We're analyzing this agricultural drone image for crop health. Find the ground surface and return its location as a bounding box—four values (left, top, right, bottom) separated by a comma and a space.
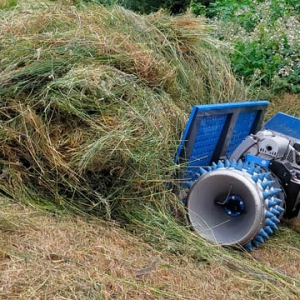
1, 197, 300, 299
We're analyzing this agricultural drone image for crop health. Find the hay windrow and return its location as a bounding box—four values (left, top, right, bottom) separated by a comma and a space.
0, 3, 245, 218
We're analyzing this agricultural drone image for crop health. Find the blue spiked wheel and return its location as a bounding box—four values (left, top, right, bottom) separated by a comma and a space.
186, 159, 284, 251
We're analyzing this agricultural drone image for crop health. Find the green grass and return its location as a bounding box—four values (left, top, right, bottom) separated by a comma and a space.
0, 0, 17, 9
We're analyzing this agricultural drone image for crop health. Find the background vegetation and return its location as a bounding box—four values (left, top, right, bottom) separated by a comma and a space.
0, 0, 18, 9
200, 0, 300, 93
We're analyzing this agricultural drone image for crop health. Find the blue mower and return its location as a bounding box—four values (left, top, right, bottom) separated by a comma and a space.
175, 101, 300, 251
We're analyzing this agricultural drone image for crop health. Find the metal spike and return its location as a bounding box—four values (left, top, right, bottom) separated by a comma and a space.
245, 161, 255, 174
242, 161, 249, 168
244, 243, 253, 251
264, 172, 272, 179
246, 168, 255, 175
185, 181, 194, 188
265, 210, 274, 218
258, 173, 267, 181
271, 216, 280, 224
199, 167, 207, 175
217, 160, 224, 168
252, 173, 266, 182
265, 199, 278, 208
260, 180, 275, 190
191, 173, 201, 181
258, 229, 269, 240
265, 218, 278, 230
269, 207, 280, 216
274, 205, 285, 213
252, 174, 260, 182
236, 159, 244, 170
264, 226, 273, 235
263, 188, 282, 199
273, 197, 282, 204
224, 159, 231, 167
230, 159, 237, 168
255, 235, 265, 244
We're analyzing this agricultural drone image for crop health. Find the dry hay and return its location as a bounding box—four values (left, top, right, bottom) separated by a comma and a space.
1, 198, 300, 299
0, 2, 245, 218
268, 93, 300, 118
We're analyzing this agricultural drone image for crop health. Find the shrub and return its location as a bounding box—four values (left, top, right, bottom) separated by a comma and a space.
120, 0, 190, 14
190, 0, 217, 16
77, 0, 191, 14
202, 0, 300, 92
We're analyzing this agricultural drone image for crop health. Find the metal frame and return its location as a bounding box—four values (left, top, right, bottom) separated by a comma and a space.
175, 101, 269, 179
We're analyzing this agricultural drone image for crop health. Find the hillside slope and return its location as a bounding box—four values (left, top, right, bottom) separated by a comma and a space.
1, 1, 300, 299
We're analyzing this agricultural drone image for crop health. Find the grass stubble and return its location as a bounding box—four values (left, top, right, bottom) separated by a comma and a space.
1, 197, 300, 299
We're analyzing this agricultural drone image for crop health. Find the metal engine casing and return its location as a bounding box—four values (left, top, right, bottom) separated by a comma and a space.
231, 129, 300, 218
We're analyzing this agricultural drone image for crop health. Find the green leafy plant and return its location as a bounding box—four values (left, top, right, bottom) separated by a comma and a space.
190, 0, 216, 16
205, 0, 300, 93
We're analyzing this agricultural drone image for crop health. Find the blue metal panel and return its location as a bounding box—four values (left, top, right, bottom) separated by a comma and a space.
225, 111, 257, 157
176, 101, 269, 179
186, 114, 227, 177
264, 112, 300, 140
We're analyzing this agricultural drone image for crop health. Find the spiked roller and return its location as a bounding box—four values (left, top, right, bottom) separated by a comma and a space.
187, 160, 283, 250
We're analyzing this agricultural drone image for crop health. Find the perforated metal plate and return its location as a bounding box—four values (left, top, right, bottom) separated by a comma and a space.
175, 101, 269, 179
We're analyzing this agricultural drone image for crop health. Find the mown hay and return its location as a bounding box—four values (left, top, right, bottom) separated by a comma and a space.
1, 198, 300, 299
0, 2, 245, 218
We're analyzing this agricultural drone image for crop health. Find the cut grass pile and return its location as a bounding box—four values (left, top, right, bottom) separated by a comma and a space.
0, 1, 244, 218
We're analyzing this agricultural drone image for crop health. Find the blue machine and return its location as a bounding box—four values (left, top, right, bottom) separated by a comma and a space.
176, 101, 300, 250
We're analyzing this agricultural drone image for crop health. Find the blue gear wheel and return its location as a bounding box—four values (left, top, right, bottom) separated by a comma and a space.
185, 159, 284, 251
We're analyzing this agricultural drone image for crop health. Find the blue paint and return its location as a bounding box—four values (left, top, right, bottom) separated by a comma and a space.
264, 112, 300, 139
